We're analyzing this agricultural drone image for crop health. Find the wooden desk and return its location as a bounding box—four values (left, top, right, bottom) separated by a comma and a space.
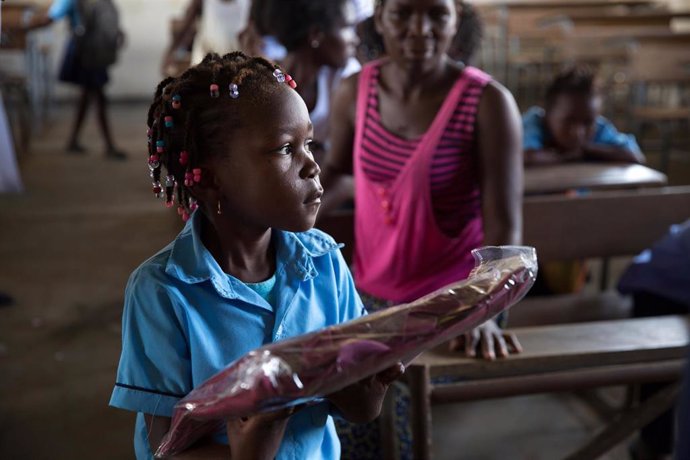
524, 163, 667, 195
402, 315, 690, 459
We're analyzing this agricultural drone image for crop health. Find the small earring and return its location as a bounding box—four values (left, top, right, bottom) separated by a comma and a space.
311, 39, 320, 48
217, 200, 222, 215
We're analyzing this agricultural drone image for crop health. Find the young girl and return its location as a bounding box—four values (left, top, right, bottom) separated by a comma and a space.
109, 52, 402, 460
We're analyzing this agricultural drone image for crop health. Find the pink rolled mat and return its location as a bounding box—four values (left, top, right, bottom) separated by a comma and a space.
156, 246, 537, 457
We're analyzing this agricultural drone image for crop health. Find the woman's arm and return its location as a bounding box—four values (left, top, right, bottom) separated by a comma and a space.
318, 73, 359, 219
477, 81, 523, 247
161, 0, 203, 76
450, 81, 523, 360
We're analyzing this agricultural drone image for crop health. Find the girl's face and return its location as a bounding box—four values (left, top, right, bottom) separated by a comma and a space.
546, 93, 600, 152
376, 0, 457, 66
317, 2, 359, 69
212, 86, 322, 233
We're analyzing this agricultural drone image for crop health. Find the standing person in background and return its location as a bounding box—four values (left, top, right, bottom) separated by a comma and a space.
0, 94, 21, 306
320, 0, 523, 456
522, 66, 645, 166
161, 0, 252, 76
261, 0, 361, 165
25, 0, 127, 159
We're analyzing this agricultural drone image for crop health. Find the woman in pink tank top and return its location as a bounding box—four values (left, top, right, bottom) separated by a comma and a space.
323, 0, 523, 360
321, 0, 524, 456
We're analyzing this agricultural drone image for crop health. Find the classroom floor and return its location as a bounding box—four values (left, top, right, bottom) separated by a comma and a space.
1, 102, 688, 460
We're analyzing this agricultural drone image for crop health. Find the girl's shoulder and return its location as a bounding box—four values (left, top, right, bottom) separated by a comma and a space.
293, 228, 341, 258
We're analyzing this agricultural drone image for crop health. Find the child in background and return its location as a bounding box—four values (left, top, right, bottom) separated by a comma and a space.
109, 52, 403, 460
617, 220, 690, 460
522, 66, 645, 166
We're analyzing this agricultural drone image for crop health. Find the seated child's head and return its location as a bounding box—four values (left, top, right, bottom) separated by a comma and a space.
146, 52, 322, 233
544, 66, 602, 152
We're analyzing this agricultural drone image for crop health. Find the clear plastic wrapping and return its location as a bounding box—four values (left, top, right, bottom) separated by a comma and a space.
155, 245, 537, 457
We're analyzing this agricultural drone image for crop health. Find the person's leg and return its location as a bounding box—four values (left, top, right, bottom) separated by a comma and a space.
631, 291, 688, 459
66, 87, 92, 152
94, 86, 126, 160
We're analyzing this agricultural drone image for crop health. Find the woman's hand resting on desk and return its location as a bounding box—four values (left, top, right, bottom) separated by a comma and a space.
328, 362, 405, 423
448, 319, 522, 360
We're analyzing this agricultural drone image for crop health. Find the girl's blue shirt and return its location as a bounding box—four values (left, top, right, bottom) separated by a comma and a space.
110, 210, 365, 459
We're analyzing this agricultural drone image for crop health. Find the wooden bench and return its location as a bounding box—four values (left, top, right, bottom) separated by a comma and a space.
405, 316, 689, 459
316, 185, 690, 458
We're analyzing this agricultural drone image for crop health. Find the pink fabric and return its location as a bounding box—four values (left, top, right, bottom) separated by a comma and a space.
353, 60, 491, 303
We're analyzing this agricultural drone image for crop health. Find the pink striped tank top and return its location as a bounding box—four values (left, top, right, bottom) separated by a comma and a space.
353, 60, 492, 303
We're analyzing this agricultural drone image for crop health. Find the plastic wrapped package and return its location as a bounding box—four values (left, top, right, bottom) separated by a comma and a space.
155, 246, 537, 457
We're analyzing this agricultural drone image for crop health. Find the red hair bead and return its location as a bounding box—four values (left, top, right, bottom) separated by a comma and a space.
179, 150, 189, 166
192, 168, 202, 183
182, 211, 190, 222
184, 172, 194, 187
172, 94, 181, 109
209, 84, 220, 98
285, 74, 297, 89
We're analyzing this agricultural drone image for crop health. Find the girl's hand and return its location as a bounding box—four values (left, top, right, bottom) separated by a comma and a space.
448, 319, 522, 360
327, 362, 405, 423
226, 406, 298, 460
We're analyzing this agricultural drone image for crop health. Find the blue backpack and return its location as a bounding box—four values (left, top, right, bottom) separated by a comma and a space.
74, 0, 121, 69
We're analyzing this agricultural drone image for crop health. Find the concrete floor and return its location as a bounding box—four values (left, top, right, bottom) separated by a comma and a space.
1, 102, 686, 459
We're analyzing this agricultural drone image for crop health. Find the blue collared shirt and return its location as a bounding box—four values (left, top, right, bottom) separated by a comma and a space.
110, 211, 365, 459
48, 0, 80, 28
522, 106, 642, 155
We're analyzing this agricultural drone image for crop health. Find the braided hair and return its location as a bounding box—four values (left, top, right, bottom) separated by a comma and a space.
146, 52, 290, 221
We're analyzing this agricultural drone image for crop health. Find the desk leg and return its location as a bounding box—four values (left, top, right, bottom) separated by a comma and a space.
408, 365, 432, 460
380, 384, 398, 460
563, 382, 681, 460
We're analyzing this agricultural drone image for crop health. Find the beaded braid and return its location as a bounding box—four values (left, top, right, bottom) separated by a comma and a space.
145, 52, 297, 222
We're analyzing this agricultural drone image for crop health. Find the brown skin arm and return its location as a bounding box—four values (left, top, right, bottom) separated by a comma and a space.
23, 8, 54, 31
327, 362, 405, 423
583, 144, 645, 164
449, 81, 524, 361
318, 73, 359, 219
161, 0, 203, 76
144, 407, 295, 460
524, 148, 584, 166
525, 144, 644, 166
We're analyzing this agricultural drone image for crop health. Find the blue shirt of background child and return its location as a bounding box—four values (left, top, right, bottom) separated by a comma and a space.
617, 219, 690, 308
109, 210, 365, 459
522, 106, 642, 155
48, 0, 80, 29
